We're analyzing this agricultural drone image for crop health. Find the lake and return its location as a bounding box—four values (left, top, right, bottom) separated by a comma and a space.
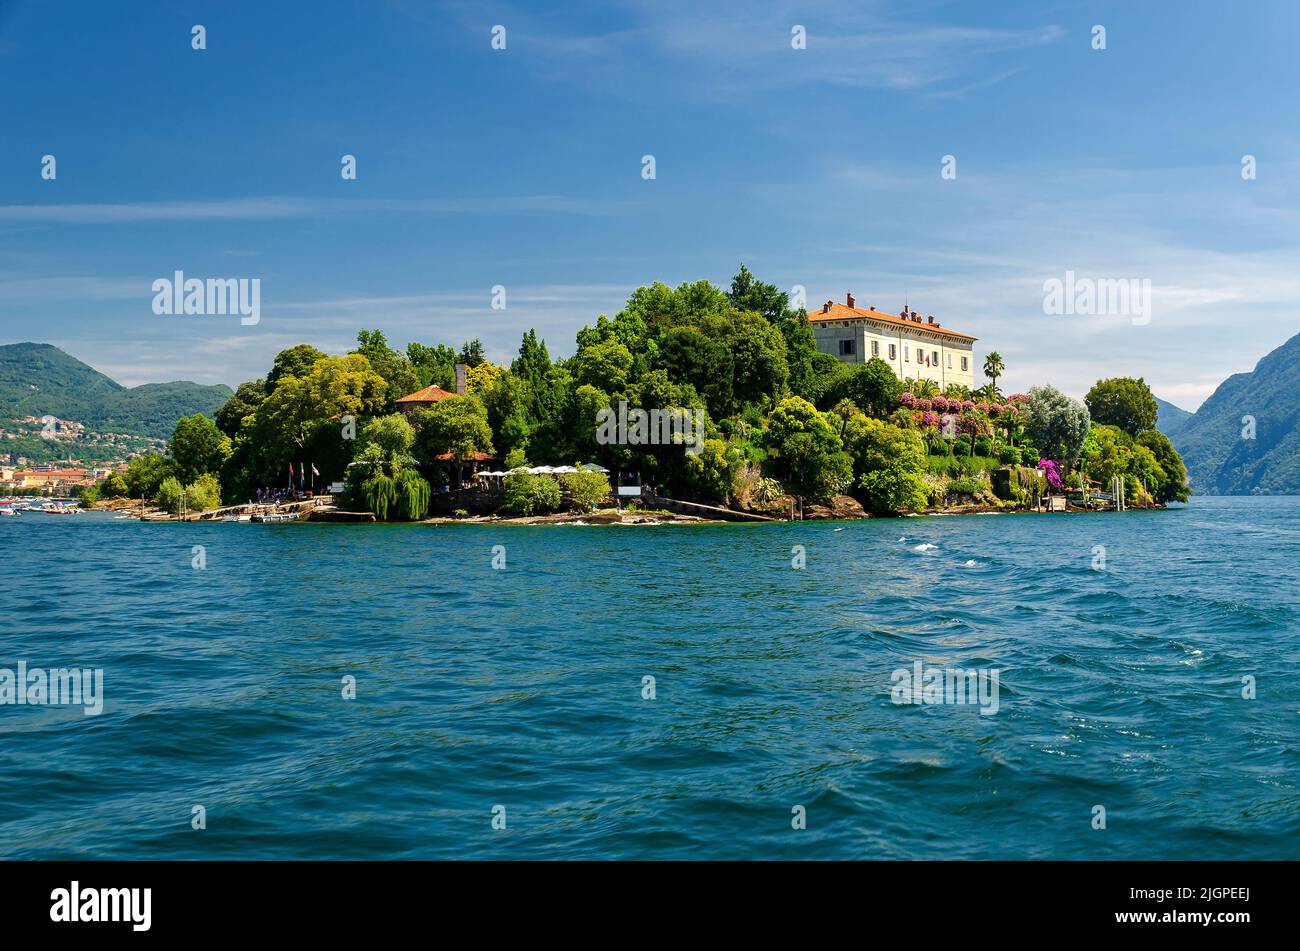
2, 496, 1297, 859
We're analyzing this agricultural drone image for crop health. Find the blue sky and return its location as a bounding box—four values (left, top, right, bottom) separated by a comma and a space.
2, 0, 1299, 408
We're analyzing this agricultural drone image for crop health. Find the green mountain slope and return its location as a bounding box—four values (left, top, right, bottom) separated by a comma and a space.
0, 342, 232, 439
1168, 332, 1300, 494
1154, 396, 1193, 439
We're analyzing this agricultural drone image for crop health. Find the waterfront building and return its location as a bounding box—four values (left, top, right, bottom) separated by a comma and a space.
809, 294, 977, 389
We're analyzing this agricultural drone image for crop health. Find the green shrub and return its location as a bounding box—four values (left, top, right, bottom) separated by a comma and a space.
185, 473, 222, 511
948, 477, 984, 496
561, 470, 611, 510
156, 476, 183, 512
974, 435, 994, 456
502, 473, 562, 515
998, 446, 1021, 465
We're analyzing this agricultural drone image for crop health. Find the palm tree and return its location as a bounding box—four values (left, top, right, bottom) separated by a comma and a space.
908, 377, 940, 398
983, 352, 1005, 398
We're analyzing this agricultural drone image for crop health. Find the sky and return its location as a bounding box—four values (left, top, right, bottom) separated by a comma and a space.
2, 0, 1300, 409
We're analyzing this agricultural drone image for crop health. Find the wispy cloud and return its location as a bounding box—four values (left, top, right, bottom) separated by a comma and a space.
0, 195, 638, 225
422, 0, 1064, 97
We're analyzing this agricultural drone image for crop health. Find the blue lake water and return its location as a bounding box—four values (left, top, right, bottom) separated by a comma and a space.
1, 497, 1297, 859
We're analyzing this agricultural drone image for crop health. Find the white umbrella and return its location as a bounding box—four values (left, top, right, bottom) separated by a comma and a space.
552, 465, 578, 473
531, 466, 556, 474
580, 462, 610, 473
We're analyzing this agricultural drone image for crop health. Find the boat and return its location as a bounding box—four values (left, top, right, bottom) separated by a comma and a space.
0, 505, 19, 517
41, 501, 78, 514
252, 511, 298, 523
222, 513, 252, 522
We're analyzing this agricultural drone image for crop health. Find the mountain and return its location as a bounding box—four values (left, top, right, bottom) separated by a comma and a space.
1163, 332, 1300, 494
1154, 396, 1193, 439
0, 342, 232, 439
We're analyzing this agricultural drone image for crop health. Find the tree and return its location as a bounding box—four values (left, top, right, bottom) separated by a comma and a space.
266, 344, 326, 392
573, 338, 634, 394
764, 396, 853, 501
841, 414, 928, 513
394, 468, 431, 520
1136, 429, 1190, 502
239, 353, 388, 494
459, 339, 486, 367
680, 438, 741, 503
357, 413, 416, 462
502, 473, 561, 515
185, 473, 222, 512
353, 329, 422, 411
1078, 424, 1132, 488
412, 395, 494, 487
169, 413, 232, 484
983, 352, 1005, 396
156, 475, 184, 512
1024, 385, 1091, 463
827, 358, 901, 418
1085, 377, 1159, 435
123, 454, 172, 499
407, 342, 458, 390
215, 380, 266, 437
560, 470, 611, 510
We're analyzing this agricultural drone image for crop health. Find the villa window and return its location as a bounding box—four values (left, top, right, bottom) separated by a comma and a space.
838, 339, 856, 356
904, 346, 909, 362
933, 350, 939, 364
889, 344, 897, 360
961, 356, 968, 371
947, 353, 952, 368
871, 340, 879, 357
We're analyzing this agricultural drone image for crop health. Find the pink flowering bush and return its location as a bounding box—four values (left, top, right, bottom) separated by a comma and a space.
932, 395, 950, 413
961, 399, 975, 411
899, 392, 916, 409
1008, 393, 1030, 404
916, 398, 932, 412
1037, 458, 1064, 489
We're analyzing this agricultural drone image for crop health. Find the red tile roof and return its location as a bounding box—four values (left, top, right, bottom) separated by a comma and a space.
434, 451, 493, 462
808, 300, 976, 342
395, 385, 456, 404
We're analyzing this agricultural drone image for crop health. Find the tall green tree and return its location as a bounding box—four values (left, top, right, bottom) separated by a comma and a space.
169, 414, 232, 484
1024, 385, 1091, 463
353, 330, 422, 410
266, 344, 326, 392
983, 352, 1005, 393
1085, 377, 1159, 435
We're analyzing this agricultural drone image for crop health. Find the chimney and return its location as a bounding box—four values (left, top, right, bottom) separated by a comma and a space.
846, 293, 856, 309
823, 300, 832, 313
454, 363, 468, 395
927, 314, 935, 325
910, 310, 919, 322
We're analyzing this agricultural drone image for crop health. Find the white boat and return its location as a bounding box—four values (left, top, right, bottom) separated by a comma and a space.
41, 501, 78, 515
0, 505, 19, 517
222, 513, 252, 522
252, 511, 298, 523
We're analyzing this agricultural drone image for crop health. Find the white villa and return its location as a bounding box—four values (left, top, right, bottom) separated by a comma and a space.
809, 294, 977, 389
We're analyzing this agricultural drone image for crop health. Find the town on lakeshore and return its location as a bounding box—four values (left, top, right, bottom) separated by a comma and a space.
1, 266, 1189, 525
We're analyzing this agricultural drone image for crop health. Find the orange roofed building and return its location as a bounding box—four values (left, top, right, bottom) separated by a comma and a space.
394, 384, 456, 414
808, 293, 977, 389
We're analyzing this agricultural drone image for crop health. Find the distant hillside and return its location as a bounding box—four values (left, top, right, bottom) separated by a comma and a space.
1165, 332, 1300, 494
0, 342, 232, 439
1154, 396, 1193, 439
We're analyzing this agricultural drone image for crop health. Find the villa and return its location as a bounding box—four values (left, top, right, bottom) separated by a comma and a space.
809, 294, 977, 388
